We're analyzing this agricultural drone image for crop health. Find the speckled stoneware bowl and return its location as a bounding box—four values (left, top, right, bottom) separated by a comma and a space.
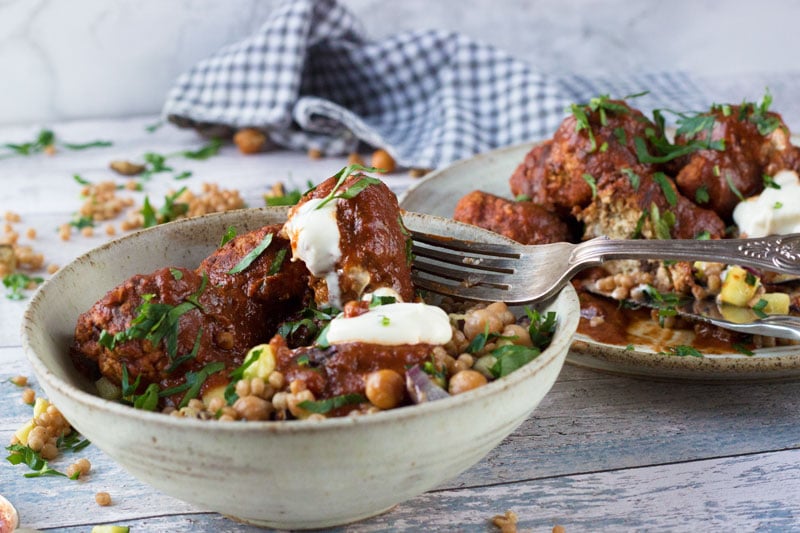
21, 206, 579, 530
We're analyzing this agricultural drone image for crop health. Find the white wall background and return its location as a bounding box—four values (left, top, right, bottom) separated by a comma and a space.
1, 0, 798, 126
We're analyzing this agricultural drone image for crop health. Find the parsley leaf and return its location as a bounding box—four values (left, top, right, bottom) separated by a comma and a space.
661, 345, 703, 358
695, 185, 710, 204
179, 138, 223, 160
227, 233, 274, 274
621, 168, 640, 191
298, 393, 366, 414
219, 226, 237, 247
653, 172, 677, 207
752, 298, 769, 318
725, 173, 745, 201
6, 443, 68, 478
763, 174, 781, 190
582, 173, 597, 199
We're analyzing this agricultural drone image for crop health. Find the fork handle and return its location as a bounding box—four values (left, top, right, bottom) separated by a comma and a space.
571, 233, 800, 276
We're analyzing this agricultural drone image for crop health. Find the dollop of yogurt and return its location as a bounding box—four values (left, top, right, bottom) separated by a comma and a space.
326, 302, 453, 346
283, 198, 342, 306
733, 170, 800, 237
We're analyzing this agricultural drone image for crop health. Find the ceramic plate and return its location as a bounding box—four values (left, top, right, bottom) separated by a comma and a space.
400, 141, 800, 381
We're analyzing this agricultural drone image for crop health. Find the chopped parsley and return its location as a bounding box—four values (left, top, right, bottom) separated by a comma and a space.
141, 187, 189, 228
224, 348, 265, 405
660, 345, 703, 358
653, 172, 677, 207
6, 443, 69, 478
621, 168, 640, 191
219, 226, 237, 247
3, 273, 44, 300
752, 298, 769, 318
227, 233, 274, 274
649, 203, 675, 240
179, 138, 223, 160
1, 129, 111, 159
298, 393, 366, 414
745, 90, 782, 136
732, 343, 755, 356
763, 174, 781, 190
489, 309, 557, 378
695, 185, 710, 204
98, 274, 207, 362
159, 361, 225, 409
582, 173, 597, 199
267, 248, 287, 276
315, 164, 383, 210
725, 173, 745, 201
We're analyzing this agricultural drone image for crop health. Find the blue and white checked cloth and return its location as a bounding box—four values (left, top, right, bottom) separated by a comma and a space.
162, 0, 795, 169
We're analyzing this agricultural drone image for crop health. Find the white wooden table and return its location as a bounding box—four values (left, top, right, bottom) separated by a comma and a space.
3, 117, 800, 532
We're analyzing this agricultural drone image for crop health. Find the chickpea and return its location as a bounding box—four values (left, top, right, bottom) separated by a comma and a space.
10, 375, 27, 387
233, 395, 272, 421
364, 369, 405, 410
95, 492, 112, 506
66, 458, 91, 479
486, 302, 515, 326
370, 149, 396, 173
40, 442, 58, 460
233, 128, 267, 154
448, 370, 487, 395
235, 379, 251, 398
347, 152, 365, 166
502, 324, 532, 347
268, 371, 285, 390
463, 308, 504, 341
27, 426, 48, 451
287, 389, 315, 418
216, 331, 234, 350
21, 387, 35, 405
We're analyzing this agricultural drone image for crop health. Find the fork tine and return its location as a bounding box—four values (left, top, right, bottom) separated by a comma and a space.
412, 256, 513, 285
411, 272, 511, 302
410, 229, 521, 257
411, 244, 516, 274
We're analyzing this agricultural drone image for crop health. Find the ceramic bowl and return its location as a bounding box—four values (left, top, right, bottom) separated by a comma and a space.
21, 207, 579, 529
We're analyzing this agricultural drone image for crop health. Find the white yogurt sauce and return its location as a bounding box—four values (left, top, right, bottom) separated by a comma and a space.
283, 198, 342, 306
733, 170, 800, 237
326, 302, 453, 346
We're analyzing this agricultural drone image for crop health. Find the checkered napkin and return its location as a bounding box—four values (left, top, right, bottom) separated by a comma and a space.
162, 0, 713, 169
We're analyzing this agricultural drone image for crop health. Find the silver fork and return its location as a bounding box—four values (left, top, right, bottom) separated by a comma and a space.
410, 230, 800, 305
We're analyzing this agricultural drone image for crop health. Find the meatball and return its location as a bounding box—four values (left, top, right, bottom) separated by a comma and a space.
199, 224, 310, 304
283, 172, 414, 307
509, 98, 661, 217
579, 167, 726, 241
453, 190, 571, 244
672, 102, 800, 221
70, 267, 269, 405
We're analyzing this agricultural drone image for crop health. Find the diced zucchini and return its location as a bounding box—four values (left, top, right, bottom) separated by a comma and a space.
760, 292, 791, 315
719, 266, 760, 307
91, 526, 130, 533
32, 397, 49, 418
95, 377, 122, 400
14, 419, 35, 446
242, 344, 276, 380
202, 384, 227, 406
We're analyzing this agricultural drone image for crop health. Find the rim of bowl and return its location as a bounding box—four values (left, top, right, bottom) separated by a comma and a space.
21, 207, 579, 435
